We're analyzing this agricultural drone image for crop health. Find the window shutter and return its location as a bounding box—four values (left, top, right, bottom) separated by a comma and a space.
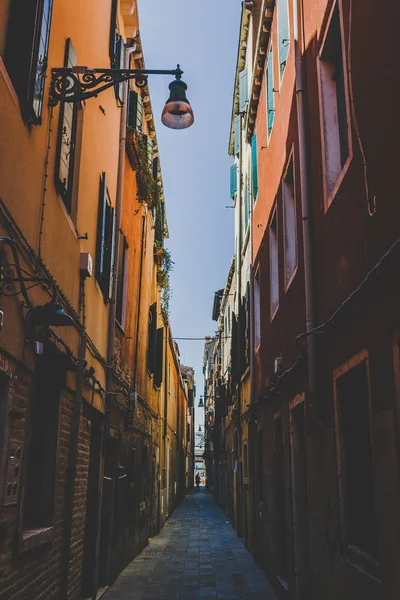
267, 49, 275, 133
109, 0, 118, 65
3, 440, 24, 506
152, 156, 159, 180
96, 173, 107, 284
136, 93, 144, 131
243, 178, 250, 233
230, 164, 238, 198
154, 327, 164, 388
127, 91, 138, 129
147, 303, 157, 374
147, 137, 154, 168
107, 206, 116, 301
239, 68, 249, 113
234, 116, 240, 156
251, 135, 258, 200
278, 0, 290, 75
55, 39, 78, 212
114, 35, 125, 103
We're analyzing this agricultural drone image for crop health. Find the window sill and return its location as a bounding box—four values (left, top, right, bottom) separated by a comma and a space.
19, 526, 53, 553
115, 319, 126, 335
323, 153, 353, 213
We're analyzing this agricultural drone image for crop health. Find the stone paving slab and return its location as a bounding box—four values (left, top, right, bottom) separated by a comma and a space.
103, 489, 277, 600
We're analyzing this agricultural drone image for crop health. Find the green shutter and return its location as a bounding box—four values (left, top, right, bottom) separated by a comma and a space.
239, 68, 249, 112
278, 0, 290, 76
267, 49, 275, 134
96, 173, 107, 283
230, 164, 237, 198
109, 0, 118, 64
234, 116, 240, 156
154, 328, 164, 388
251, 135, 258, 200
136, 93, 143, 131
243, 178, 249, 234
108, 207, 116, 301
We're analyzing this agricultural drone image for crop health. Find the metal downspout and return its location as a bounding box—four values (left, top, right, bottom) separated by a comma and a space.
104, 44, 136, 588
295, 0, 318, 426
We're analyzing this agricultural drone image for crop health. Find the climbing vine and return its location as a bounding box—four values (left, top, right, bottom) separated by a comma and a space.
154, 242, 174, 325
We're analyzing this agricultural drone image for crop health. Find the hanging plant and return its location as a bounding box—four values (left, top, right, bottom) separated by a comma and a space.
155, 246, 174, 325
135, 132, 161, 211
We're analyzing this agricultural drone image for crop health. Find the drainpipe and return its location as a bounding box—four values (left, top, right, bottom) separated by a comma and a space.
107, 44, 136, 388
133, 214, 146, 393
295, 0, 318, 426
104, 44, 136, 588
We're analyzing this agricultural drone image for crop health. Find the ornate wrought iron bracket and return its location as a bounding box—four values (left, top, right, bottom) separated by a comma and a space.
49, 65, 183, 106
0, 237, 51, 308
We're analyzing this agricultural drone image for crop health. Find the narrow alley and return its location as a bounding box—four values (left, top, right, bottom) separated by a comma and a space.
102, 490, 276, 600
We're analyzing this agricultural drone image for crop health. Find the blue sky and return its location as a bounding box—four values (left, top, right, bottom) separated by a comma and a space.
138, 0, 241, 425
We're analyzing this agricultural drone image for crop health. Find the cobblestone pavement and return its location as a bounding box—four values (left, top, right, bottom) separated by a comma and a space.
103, 489, 277, 600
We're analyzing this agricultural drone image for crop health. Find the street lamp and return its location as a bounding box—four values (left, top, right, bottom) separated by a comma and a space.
198, 396, 204, 408
49, 64, 194, 130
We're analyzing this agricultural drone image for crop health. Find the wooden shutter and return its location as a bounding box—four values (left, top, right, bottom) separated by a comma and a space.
278, 0, 290, 75
267, 49, 275, 133
136, 93, 144, 131
55, 39, 78, 212
147, 303, 157, 373
230, 164, 237, 197
106, 205, 116, 301
154, 327, 164, 388
127, 91, 138, 129
234, 116, 240, 156
96, 173, 107, 284
147, 137, 154, 168
3, 440, 24, 506
152, 156, 159, 180
109, 0, 118, 64
251, 135, 258, 200
239, 68, 249, 112
114, 35, 125, 103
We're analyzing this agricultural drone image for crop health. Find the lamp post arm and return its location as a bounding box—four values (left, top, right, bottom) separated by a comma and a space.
50, 65, 183, 106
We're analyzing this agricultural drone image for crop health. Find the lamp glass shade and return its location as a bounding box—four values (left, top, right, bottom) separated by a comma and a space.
161, 79, 194, 130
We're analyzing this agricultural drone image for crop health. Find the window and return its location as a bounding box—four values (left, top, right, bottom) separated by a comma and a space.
147, 303, 157, 374
109, 0, 118, 66
251, 135, 258, 201
278, 0, 290, 77
116, 233, 129, 327
269, 207, 279, 319
230, 164, 238, 198
243, 175, 250, 238
283, 155, 297, 288
55, 39, 81, 216
96, 173, 116, 302
234, 115, 240, 156
4, 0, 54, 123
334, 355, 378, 564
23, 354, 63, 530
114, 34, 125, 104
266, 46, 275, 136
239, 68, 249, 113
127, 90, 144, 132
318, 2, 350, 203
254, 268, 261, 349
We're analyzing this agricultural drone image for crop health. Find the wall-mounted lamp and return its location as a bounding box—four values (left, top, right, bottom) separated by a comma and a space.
198, 396, 204, 408
50, 64, 194, 130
